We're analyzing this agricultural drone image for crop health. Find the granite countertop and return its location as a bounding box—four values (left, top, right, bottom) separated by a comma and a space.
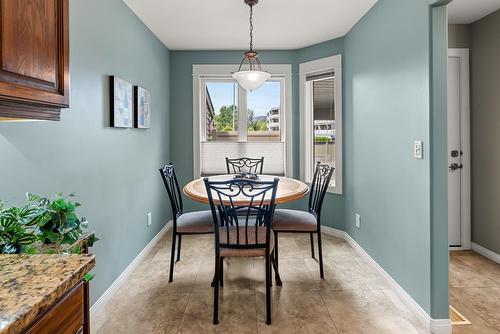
0, 254, 95, 334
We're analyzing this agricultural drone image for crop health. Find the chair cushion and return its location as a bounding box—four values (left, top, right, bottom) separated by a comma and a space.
176, 211, 214, 234
272, 209, 318, 232
219, 226, 274, 258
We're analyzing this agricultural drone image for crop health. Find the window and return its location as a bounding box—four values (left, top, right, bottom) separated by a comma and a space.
247, 81, 281, 142
300, 55, 342, 194
193, 65, 292, 178
205, 81, 239, 142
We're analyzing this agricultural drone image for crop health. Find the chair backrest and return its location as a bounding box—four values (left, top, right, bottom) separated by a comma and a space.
225, 157, 264, 175
204, 177, 279, 253
159, 163, 183, 219
308, 162, 335, 218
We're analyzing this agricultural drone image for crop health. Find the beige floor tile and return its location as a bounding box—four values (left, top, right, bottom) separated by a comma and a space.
192, 258, 257, 293
321, 289, 427, 334
256, 290, 339, 334
96, 292, 189, 334
450, 252, 500, 286
450, 287, 500, 334
274, 235, 305, 259
255, 257, 317, 292
219, 258, 257, 291
303, 256, 389, 292
449, 256, 498, 288
92, 233, 432, 334
126, 255, 202, 295
449, 250, 500, 333
178, 291, 257, 334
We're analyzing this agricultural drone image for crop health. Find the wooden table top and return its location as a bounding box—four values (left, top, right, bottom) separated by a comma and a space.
183, 175, 309, 205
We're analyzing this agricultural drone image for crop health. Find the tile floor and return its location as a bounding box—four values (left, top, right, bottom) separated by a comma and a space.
92, 232, 430, 333
449, 250, 500, 334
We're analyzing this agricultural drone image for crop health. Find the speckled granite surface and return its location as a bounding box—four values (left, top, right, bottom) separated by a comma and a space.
0, 254, 95, 334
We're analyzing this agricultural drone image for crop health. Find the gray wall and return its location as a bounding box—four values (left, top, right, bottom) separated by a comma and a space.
0, 0, 171, 304
448, 24, 472, 48
470, 9, 500, 255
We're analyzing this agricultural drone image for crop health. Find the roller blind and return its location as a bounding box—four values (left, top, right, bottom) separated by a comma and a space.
201, 142, 285, 176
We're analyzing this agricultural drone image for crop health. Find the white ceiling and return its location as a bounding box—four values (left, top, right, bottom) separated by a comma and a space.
448, 0, 500, 24
123, 0, 378, 50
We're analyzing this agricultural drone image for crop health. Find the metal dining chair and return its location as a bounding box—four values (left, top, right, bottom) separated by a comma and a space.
225, 157, 264, 174
272, 162, 334, 279
204, 177, 282, 325
159, 163, 214, 282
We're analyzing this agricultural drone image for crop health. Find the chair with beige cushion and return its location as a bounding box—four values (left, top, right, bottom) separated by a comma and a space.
204, 177, 281, 325
272, 162, 334, 279
159, 163, 214, 282
226, 156, 264, 174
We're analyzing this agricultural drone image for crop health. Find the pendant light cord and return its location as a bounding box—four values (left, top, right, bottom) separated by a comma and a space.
249, 5, 254, 51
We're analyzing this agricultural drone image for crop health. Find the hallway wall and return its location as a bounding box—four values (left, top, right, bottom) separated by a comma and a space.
470, 9, 500, 255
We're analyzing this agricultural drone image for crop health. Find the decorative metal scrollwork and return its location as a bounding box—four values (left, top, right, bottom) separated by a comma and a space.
226, 157, 264, 175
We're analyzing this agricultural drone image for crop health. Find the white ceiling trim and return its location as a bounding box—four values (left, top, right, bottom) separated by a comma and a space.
123, 0, 378, 50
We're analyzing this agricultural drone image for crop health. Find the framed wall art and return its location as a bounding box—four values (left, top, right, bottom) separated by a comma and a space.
110, 76, 133, 128
134, 86, 151, 129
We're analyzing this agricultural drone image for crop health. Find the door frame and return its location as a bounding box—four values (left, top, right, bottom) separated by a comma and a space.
448, 48, 471, 250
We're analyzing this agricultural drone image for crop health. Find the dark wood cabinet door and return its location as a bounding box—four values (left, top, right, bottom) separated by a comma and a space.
25, 283, 83, 334
0, 0, 69, 120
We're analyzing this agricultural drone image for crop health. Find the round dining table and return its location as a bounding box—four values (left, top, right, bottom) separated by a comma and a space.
183, 174, 309, 205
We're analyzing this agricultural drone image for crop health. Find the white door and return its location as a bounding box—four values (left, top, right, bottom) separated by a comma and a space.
447, 49, 471, 249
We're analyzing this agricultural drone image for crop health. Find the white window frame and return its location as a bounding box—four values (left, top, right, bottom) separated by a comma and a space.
300, 55, 343, 194
193, 64, 293, 178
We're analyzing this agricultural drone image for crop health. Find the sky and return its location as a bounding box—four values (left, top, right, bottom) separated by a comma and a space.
207, 81, 280, 117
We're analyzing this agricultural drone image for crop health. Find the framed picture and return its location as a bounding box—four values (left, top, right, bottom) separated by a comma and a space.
109, 76, 133, 128
134, 86, 151, 129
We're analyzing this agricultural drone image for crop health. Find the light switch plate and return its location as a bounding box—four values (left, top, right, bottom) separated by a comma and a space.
414, 141, 423, 159
355, 214, 361, 229
147, 212, 152, 227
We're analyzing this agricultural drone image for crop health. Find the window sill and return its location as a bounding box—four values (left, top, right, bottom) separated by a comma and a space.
201, 140, 286, 144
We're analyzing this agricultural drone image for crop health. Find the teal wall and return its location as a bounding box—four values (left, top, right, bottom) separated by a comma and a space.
342, 0, 446, 316
0, 0, 171, 304
170, 46, 346, 230
0, 0, 450, 319
430, 3, 450, 320
170, 2, 450, 317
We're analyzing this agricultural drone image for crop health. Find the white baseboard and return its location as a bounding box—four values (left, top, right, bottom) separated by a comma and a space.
472, 242, 500, 264
430, 319, 453, 334
90, 221, 172, 318
320, 225, 346, 239
321, 225, 452, 334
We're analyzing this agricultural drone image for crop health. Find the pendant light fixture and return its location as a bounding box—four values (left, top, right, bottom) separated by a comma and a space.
232, 0, 270, 91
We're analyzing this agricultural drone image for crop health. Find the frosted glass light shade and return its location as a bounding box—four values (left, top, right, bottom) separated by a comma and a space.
232, 70, 271, 91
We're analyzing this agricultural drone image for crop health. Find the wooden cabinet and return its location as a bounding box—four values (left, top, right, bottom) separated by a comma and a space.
0, 0, 70, 121
23, 282, 90, 334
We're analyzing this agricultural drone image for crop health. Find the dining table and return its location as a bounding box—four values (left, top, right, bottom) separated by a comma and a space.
183, 174, 309, 205
183, 174, 309, 288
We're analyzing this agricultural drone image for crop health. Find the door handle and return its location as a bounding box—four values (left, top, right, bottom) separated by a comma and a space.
449, 163, 463, 171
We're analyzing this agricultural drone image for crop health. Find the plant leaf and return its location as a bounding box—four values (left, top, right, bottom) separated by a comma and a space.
83, 272, 94, 282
